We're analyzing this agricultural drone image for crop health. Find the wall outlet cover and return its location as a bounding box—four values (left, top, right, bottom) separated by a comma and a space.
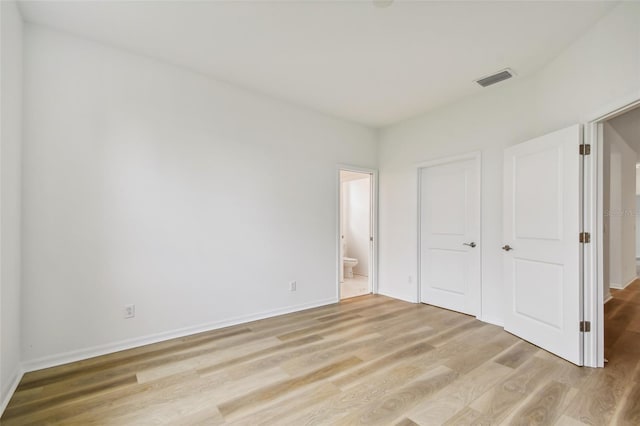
124, 304, 135, 319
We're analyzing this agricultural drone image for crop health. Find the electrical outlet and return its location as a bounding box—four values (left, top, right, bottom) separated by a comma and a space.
289, 281, 297, 292
408, 275, 413, 284
124, 304, 135, 319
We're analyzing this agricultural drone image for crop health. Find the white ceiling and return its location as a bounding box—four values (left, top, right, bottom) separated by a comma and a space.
18, 1, 617, 127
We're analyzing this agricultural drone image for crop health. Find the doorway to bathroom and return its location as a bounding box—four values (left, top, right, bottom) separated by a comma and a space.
339, 168, 375, 300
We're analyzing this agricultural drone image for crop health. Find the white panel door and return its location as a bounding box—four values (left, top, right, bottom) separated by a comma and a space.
503, 124, 582, 365
420, 157, 480, 316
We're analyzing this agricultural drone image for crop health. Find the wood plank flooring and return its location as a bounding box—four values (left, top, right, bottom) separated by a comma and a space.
3, 287, 640, 425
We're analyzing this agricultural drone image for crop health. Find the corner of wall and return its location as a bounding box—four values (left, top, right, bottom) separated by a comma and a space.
0, 0, 24, 415
0, 369, 23, 416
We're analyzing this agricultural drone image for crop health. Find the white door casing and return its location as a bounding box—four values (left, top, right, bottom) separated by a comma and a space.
419, 154, 481, 316
503, 124, 583, 365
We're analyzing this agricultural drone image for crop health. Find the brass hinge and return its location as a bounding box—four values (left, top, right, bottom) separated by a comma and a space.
579, 232, 591, 243
580, 321, 591, 332
580, 144, 591, 155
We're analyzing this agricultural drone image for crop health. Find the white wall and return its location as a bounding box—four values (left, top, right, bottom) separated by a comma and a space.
604, 122, 637, 289
0, 0, 23, 411
378, 2, 640, 325
636, 136, 640, 260
344, 177, 370, 276
636, 195, 640, 257
603, 138, 611, 301
608, 144, 622, 291
622, 146, 637, 286
22, 25, 376, 367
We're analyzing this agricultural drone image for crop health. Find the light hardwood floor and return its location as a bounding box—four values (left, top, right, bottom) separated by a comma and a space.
2, 286, 640, 425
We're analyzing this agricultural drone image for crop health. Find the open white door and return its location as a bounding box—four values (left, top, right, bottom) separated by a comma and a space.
503, 124, 583, 365
420, 155, 480, 316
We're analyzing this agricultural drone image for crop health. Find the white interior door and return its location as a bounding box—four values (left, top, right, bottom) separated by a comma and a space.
419, 156, 480, 316
503, 124, 582, 365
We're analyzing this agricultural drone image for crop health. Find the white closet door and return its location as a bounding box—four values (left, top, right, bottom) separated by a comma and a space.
420, 157, 480, 316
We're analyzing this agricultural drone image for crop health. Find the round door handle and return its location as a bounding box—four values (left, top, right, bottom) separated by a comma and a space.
502, 245, 513, 251
463, 242, 476, 248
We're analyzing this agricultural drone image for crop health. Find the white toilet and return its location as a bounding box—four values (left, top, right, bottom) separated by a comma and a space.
343, 257, 359, 278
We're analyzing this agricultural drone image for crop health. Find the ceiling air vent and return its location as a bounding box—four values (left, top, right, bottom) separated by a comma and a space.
475, 68, 515, 88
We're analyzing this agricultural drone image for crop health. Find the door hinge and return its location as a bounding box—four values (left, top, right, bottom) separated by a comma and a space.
579, 144, 591, 155
579, 232, 591, 243
580, 321, 591, 332
370, 236, 373, 242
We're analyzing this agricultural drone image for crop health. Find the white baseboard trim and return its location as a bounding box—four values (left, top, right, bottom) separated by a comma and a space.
22, 297, 337, 373
377, 290, 417, 304
610, 277, 637, 290
1, 368, 24, 417
379, 291, 504, 328
604, 293, 613, 304
479, 316, 504, 328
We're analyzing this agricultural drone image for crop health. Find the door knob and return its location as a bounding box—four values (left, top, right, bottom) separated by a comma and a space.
502, 245, 513, 251
463, 242, 476, 248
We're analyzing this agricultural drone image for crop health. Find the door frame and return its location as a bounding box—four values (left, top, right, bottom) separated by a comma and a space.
416, 151, 482, 318
336, 164, 378, 300
584, 92, 640, 368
